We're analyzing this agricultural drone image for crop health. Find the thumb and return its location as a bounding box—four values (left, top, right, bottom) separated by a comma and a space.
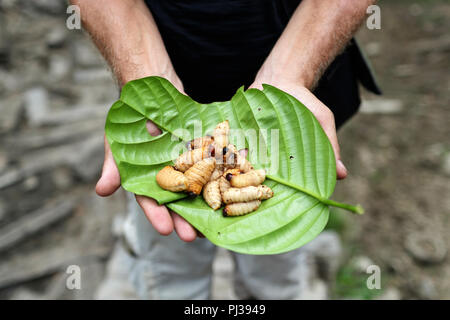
290, 86, 348, 180
146, 119, 162, 136
318, 113, 347, 180
96, 135, 121, 196
96, 120, 162, 196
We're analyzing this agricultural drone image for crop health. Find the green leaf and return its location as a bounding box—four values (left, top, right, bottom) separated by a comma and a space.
105, 76, 363, 255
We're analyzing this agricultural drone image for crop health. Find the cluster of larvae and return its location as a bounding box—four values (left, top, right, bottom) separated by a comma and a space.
156, 120, 274, 217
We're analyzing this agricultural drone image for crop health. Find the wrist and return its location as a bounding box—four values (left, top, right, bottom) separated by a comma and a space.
116, 50, 183, 91
254, 55, 314, 90
118, 67, 183, 90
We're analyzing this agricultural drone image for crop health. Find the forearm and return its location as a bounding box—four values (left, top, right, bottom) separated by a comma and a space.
70, 0, 180, 87
256, 0, 375, 89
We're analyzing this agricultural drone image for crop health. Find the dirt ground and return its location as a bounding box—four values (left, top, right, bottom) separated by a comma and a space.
334, 0, 449, 299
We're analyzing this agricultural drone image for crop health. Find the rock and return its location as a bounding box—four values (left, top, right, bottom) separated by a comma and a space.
386, 256, 408, 274
22, 175, 39, 192
69, 135, 104, 182
359, 99, 403, 114
0, 245, 110, 290
10, 272, 69, 300
46, 27, 68, 49
350, 255, 375, 273
410, 277, 438, 299
0, 50, 9, 68
75, 84, 118, 106
33, 104, 111, 126
0, 169, 21, 190
0, 70, 21, 93
29, 0, 66, 15
0, 29, 9, 67
41, 273, 69, 299
409, 4, 424, 16
51, 167, 74, 190
442, 153, 450, 176
73, 68, 112, 83
0, 200, 6, 223
0, 136, 103, 190
414, 35, 450, 54
5, 118, 103, 150
9, 288, 42, 300
376, 287, 401, 300
0, 152, 7, 173
404, 231, 447, 264
365, 42, 381, 57
0, 0, 18, 9
394, 64, 417, 77
73, 41, 104, 67
78, 191, 126, 245
0, 197, 76, 253
24, 87, 49, 127
49, 53, 72, 79
420, 143, 446, 168
0, 190, 119, 289
0, 94, 23, 133
298, 280, 328, 300
73, 261, 106, 300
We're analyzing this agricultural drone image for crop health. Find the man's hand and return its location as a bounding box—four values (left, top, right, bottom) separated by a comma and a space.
250, 79, 347, 179
96, 120, 198, 242
73, 0, 199, 241
250, 0, 375, 179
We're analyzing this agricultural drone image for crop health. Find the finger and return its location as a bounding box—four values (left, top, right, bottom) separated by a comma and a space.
96, 135, 121, 196
294, 88, 347, 180
146, 120, 162, 136
250, 83, 348, 179
170, 211, 197, 242
336, 159, 347, 180
316, 111, 347, 180
173, 79, 186, 95
135, 195, 174, 236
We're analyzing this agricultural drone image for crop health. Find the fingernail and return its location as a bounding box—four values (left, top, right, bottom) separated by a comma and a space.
337, 160, 347, 175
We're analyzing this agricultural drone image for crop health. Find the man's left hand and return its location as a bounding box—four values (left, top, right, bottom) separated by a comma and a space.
249, 79, 348, 180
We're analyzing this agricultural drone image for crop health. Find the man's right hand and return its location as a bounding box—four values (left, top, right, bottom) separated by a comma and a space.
96, 120, 198, 242
74, 0, 198, 241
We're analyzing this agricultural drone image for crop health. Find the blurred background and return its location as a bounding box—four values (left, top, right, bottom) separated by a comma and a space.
0, 0, 448, 299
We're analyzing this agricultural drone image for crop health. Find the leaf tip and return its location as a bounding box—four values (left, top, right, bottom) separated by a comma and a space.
354, 204, 365, 215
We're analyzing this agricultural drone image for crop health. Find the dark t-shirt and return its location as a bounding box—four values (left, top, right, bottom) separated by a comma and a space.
144, 0, 380, 128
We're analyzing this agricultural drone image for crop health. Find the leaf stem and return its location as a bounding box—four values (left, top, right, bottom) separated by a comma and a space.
266, 175, 364, 214
320, 199, 364, 214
